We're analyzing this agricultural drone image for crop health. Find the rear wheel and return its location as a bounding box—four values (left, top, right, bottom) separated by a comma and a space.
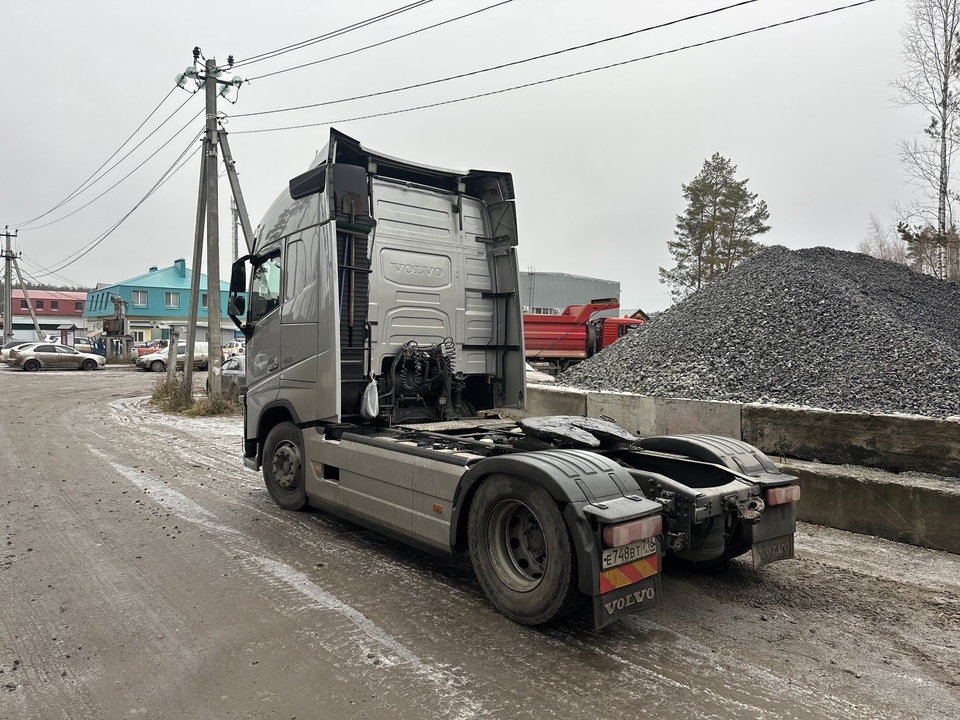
81, 359, 97, 371
468, 474, 583, 625
23, 359, 40, 372
263, 422, 307, 510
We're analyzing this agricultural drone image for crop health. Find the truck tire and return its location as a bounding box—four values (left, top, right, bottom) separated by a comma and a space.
263, 422, 308, 511
467, 474, 583, 625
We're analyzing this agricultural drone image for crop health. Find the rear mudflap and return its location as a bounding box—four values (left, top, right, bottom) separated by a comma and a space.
594, 553, 662, 629
747, 501, 797, 568
752, 534, 795, 569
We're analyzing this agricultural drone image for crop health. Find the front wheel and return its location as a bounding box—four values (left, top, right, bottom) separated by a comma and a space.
263, 422, 307, 510
81, 359, 97, 371
468, 474, 583, 625
150, 360, 165, 373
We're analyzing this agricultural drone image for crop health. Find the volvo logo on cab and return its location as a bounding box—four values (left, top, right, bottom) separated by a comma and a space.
391, 262, 444, 277
381, 249, 450, 288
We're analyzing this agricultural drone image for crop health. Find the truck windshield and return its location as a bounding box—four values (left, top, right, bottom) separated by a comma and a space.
249, 253, 282, 324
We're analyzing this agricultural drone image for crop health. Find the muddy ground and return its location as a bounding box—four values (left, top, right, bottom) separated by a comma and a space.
1, 366, 958, 719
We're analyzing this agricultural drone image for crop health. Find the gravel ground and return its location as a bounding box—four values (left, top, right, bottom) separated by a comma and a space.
559, 246, 960, 418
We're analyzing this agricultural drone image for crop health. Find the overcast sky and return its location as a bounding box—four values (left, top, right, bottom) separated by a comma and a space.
1, 0, 922, 313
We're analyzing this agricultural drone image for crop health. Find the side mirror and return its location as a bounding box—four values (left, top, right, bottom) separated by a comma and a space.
229, 258, 248, 294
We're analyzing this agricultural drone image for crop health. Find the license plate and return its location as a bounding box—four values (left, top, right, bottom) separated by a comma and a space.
594, 574, 661, 629
752, 533, 795, 569
602, 538, 658, 570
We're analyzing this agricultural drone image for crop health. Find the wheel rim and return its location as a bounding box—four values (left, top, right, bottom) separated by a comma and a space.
25, 360, 39, 371
271, 440, 301, 492
486, 499, 547, 592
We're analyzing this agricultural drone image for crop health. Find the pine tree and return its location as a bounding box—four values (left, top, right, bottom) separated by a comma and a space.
659, 153, 770, 302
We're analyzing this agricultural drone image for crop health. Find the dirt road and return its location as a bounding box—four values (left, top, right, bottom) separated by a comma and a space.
1, 367, 958, 719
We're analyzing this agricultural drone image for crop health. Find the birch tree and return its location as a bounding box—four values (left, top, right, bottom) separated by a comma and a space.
894, 0, 960, 279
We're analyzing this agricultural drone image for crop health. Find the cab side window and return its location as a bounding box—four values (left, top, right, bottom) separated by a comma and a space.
250, 253, 282, 323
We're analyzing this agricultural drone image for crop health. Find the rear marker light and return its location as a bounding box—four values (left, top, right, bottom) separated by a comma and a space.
766, 485, 801, 506
603, 515, 662, 547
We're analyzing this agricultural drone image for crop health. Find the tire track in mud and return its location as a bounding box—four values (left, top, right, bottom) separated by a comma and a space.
89, 446, 489, 720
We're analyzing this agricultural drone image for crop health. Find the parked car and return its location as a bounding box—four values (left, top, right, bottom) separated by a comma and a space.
206, 355, 245, 395
6, 343, 106, 371
221, 339, 245, 359
74, 338, 94, 353
137, 339, 169, 358
1, 340, 37, 362
525, 362, 555, 384
136, 341, 209, 372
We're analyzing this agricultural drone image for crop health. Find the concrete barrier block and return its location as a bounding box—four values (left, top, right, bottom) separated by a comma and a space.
585, 391, 658, 436
782, 460, 960, 555
652, 397, 743, 439
744, 404, 960, 476
525, 384, 586, 417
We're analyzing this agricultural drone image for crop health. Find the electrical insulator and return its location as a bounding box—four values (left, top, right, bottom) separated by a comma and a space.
227, 54, 234, 68
193, 46, 201, 61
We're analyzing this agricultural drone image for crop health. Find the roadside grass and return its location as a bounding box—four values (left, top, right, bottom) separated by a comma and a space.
149, 374, 241, 416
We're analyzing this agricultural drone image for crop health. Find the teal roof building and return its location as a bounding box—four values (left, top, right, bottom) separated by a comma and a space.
82, 258, 236, 342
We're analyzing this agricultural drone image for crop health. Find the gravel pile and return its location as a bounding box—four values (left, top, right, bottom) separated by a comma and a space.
558, 246, 960, 418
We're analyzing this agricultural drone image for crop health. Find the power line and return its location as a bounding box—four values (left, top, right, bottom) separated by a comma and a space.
232, 0, 877, 135
18, 107, 204, 233
11, 87, 190, 229
240, 0, 750, 99
14, 259, 85, 290
246, 0, 513, 82
230, 0, 434, 70
32, 132, 203, 278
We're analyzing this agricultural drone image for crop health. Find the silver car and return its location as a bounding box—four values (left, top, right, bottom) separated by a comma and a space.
1, 340, 36, 362
6, 343, 106, 371
206, 355, 245, 395
136, 341, 209, 372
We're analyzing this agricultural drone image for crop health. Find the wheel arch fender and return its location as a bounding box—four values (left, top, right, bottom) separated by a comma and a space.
451, 449, 645, 596
250, 401, 303, 466
639, 434, 779, 475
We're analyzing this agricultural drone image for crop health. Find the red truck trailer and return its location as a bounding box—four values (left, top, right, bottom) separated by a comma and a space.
524, 299, 645, 373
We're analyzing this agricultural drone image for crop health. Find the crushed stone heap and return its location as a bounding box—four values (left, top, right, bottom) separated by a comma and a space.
558, 246, 960, 418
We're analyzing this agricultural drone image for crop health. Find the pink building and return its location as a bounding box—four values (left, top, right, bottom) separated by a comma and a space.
1, 289, 88, 342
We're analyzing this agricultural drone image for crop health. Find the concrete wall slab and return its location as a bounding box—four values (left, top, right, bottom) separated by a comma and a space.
782, 460, 960, 555
744, 405, 960, 476
651, 397, 742, 439
584, 391, 657, 436
525, 384, 586, 417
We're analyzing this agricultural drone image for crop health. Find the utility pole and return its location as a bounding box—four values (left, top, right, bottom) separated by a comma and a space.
231, 197, 238, 265
182, 148, 207, 400
2, 226, 16, 344
176, 49, 249, 399
204, 56, 223, 397
218, 130, 256, 255
12, 258, 43, 340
